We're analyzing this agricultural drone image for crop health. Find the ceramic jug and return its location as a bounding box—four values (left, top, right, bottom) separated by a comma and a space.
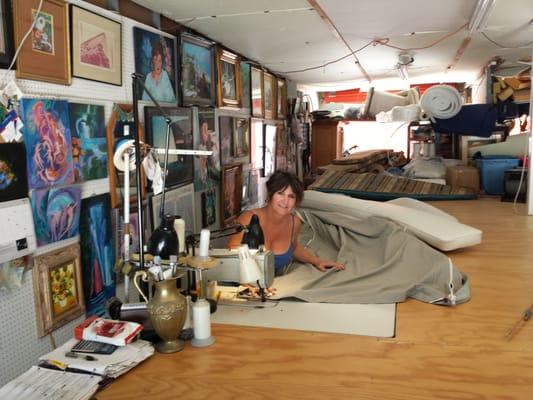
134, 270, 187, 353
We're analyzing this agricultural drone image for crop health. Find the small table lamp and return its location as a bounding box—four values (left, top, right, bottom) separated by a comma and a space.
238, 244, 266, 302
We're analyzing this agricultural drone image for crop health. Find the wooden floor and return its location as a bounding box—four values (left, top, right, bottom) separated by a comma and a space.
98, 199, 533, 400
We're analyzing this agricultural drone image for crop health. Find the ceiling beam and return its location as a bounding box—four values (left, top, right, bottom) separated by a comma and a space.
307, 0, 372, 83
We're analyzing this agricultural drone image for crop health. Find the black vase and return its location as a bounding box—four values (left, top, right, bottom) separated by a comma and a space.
148, 214, 178, 259
242, 214, 264, 249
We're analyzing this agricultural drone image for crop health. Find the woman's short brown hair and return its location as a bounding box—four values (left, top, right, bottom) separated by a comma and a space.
266, 171, 304, 205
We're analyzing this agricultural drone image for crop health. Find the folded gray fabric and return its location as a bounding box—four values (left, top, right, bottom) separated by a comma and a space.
272, 209, 470, 306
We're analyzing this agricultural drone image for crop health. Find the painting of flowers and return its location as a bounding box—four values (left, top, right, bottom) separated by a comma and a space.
20, 98, 74, 190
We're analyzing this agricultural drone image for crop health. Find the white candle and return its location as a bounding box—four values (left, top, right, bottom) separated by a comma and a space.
198, 229, 210, 258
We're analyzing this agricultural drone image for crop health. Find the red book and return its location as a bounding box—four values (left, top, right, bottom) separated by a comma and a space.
74, 316, 142, 346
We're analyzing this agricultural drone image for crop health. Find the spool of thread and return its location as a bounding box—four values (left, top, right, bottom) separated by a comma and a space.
198, 229, 210, 258
412, 143, 421, 157
191, 299, 214, 347
173, 216, 185, 254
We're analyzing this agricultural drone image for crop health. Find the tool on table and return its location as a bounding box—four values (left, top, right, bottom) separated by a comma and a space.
504, 303, 533, 340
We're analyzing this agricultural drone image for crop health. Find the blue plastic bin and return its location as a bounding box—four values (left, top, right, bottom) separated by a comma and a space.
476, 156, 520, 195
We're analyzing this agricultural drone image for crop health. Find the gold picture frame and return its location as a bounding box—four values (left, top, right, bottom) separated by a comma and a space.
263, 72, 276, 120
14, 0, 71, 85
70, 5, 122, 85
216, 48, 241, 108
32, 243, 85, 337
220, 163, 243, 227
277, 78, 287, 119
251, 66, 264, 118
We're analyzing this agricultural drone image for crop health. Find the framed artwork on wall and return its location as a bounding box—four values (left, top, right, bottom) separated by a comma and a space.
70, 5, 122, 86
180, 32, 216, 107
20, 98, 75, 190
133, 27, 177, 104
0, 143, 28, 203
68, 102, 107, 183
14, 0, 71, 84
221, 163, 243, 227
275, 124, 287, 171
32, 243, 85, 337
0, 0, 14, 68
193, 108, 220, 192
251, 66, 263, 118
250, 119, 264, 172
263, 124, 277, 177
240, 62, 251, 110
232, 118, 249, 159
216, 48, 241, 108
201, 188, 216, 228
105, 103, 146, 209
144, 106, 194, 190
277, 78, 287, 119
150, 183, 195, 233
263, 72, 276, 120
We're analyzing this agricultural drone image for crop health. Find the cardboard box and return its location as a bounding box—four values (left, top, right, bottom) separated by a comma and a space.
446, 165, 480, 194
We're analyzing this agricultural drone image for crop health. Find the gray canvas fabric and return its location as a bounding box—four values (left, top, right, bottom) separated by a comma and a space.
271, 209, 470, 306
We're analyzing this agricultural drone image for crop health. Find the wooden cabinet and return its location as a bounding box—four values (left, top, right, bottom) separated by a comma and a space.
310, 120, 342, 172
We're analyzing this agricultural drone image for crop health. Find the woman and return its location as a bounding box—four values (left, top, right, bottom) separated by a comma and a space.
228, 171, 344, 277
142, 41, 176, 103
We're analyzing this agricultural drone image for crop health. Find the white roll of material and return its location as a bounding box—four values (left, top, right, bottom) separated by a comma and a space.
173, 217, 185, 254
419, 85, 462, 122
113, 138, 137, 172
198, 229, 210, 258
192, 299, 211, 340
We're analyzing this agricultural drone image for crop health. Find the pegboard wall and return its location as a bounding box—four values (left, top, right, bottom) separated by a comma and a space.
0, 0, 181, 386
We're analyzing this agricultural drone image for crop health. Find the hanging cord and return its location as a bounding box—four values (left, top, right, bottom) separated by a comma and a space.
0, 0, 45, 89
481, 32, 533, 49
446, 258, 457, 306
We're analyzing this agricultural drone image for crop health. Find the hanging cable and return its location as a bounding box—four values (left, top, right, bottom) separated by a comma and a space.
481, 32, 533, 49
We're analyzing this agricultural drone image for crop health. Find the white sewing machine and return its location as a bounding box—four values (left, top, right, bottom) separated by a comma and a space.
204, 248, 275, 288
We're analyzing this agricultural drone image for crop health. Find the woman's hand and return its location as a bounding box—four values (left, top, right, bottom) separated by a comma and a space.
314, 260, 345, 272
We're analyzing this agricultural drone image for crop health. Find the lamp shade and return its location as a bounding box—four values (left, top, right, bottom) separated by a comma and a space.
238, 244, 262, 284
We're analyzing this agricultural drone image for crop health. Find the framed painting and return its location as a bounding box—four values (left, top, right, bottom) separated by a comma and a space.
180, 32, 216, 107
0, 143, 28, 202
194, 108, 220, 192
251, 66, 263, 118
220, 163, 242, 227
201, 188, 216, 228
20, 98, 75, 190
232, 117, 249, 159
30, 185, 82, 246
219, 115, 232, 165
240, 62, 251, 110
133, 27, 177, 104
32, 243, 85, 337
277, 78, 287, 119
263, 72, 276, 120
264, 123, 277, 177
80, 193, 115, 317
144, 106, 193, 190
69, 102, 107, 183
14, 0, 70, 84
70, 5, 122, 86
105, 103, 146, 209
216, 48, 241, 108
0, 0, 14, 68
275, 124, 287, 171
250, 119, 264, 172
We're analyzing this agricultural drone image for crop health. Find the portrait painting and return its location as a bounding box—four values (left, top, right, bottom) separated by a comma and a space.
69, 103, 107, 183
263, 72, 276, 119
250, 119, 264, 172
201, 188, 216, 228
14, 0, 70, 84
180, 32, 215, 106
30, 185, 81, 246
20, 98, 74, 190
221, 163, 242, 227
277, 79, 287, 118
194, 108, 219, 192
0, 143, 28, 203
240, 62, 251, 110
216, 49, 241, 108
219, 115, 233, 166
80, 194, 115, 317
264, 124, 277, 177
71, 5, 122, 85
0, 0, 15, 68
232, 118, 249, 159
105, 103, 146, 208
251, 66, 263, 118
145, 106, 193, 189
133, 27, 176, 103
32, 243, 85, 337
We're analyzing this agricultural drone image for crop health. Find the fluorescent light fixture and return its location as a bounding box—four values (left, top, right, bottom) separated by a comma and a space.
398, 64, 409, 80
468, 0, 496, 33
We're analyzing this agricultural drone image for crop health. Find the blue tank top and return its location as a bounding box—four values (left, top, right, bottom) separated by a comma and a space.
274, 215, 295, 275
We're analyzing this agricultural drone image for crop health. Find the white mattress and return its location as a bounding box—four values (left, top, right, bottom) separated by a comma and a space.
301, 191, 482, 251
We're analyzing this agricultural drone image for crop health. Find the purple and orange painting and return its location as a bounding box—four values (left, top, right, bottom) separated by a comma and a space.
21, 99, 75, 190
30, 185, 81, 246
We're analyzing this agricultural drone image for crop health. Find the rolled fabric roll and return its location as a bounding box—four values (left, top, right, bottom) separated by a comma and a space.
420, 85, 462, 122
113, 138, 137, 171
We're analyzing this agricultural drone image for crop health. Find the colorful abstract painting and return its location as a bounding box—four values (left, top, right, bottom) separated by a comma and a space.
0, 143, 28, 202
30, 185, 81, 246
21, 99, 74, 190
80, 193, 115, 317
68, 103, 107, 182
